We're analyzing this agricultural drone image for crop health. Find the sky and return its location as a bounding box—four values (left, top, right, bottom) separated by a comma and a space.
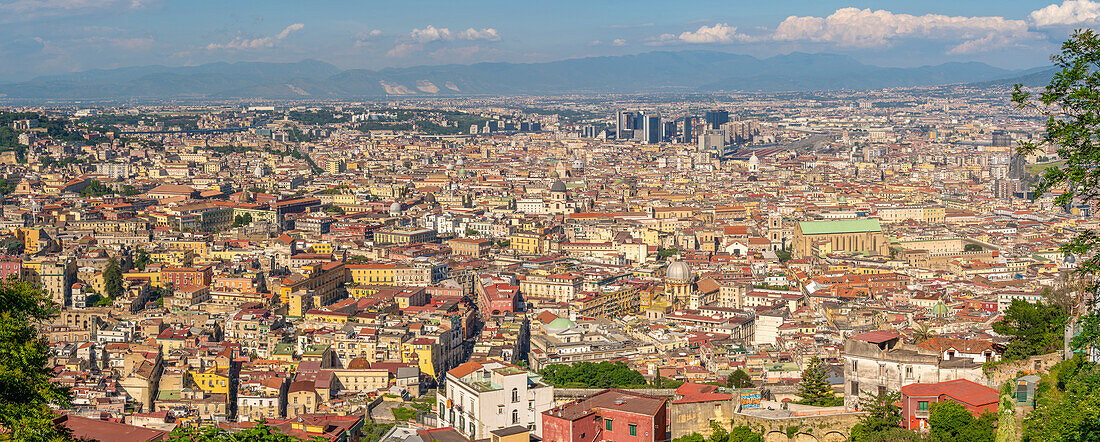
0, 0, 1096, 82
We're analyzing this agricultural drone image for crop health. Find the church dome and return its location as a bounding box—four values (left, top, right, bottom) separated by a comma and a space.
389, 202, 403, 215
546, 317, 576, 330
550, 180, 567, 193
666, 261, 693, 281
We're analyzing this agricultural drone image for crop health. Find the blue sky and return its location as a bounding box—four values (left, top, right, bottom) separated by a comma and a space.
0, 0, 1095, 81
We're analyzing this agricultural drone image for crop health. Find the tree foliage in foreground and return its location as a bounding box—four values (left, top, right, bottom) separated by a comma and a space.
165, 421, 325, 441
1013, 29, 1100, 351
1024, 355, 1100, 441
537, 361, 647, 388
0, 278, 73, 441
991, 299, 1066, 361
797, 357, 842, 407
848, 390, 902, 442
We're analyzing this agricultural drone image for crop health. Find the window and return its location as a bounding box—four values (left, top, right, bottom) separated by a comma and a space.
905, 366, 913, 379
918, 401, 929, 411
498, 405, 504, 414
606, 419, 613, 431
629, 424, 637, 436
512, 410, 519, 424
512, 388, 519, 403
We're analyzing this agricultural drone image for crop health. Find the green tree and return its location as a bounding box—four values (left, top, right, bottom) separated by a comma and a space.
928, 400, 995, 442
996, 382, 1019, 442
849, 390, 902, 442
0, 278, 74, 441
232, 213, 253, 228
1023, 355, 1100, 441
964, 243, 983, 252
538, 361, 647, 388
797, 357, 837, 406
1013, 29, 1100, 352
726, 369, 753, 388
165, 420, 314, 441
133, 249, 151, 271
726, 426, 763, 442
103, 257, 123, 300
991, 299, 1067, 361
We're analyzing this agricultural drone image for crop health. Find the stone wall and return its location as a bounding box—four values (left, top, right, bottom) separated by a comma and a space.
985, 351, 1064, 388
729, 411, 864, 442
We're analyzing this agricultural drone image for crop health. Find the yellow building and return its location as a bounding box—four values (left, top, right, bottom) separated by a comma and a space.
190, 366, 231, 395
509, 232, 548, 254
402, 338, 441, 378
167, 240, 209, 258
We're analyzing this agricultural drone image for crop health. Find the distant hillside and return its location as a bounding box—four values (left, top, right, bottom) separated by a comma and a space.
965, 66, 1059, 88
0, 52, 1041, 100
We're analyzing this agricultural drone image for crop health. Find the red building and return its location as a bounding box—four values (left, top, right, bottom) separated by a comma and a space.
161, 266, 213, 288
542, 389, 668, 442
900, 379, 999, 431
0, 258, 21, 280
477, 280, 520, 319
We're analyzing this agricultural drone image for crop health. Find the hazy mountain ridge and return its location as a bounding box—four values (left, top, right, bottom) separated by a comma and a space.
0, 52, 1040, 100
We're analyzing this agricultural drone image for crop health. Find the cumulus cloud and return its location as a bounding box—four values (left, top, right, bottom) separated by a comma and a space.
611, 38, 627, 46
772, 7, 1035, 50
354, 29, 382, 48
1030, 0, 1100, 27
207, 23, 304, 50
410, 25, 501, 42
457, 28, 500, 41
675, 23, 752, 44
387, 42, 418, 57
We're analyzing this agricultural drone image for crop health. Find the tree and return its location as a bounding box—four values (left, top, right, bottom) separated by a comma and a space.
1013, 29, 1100, 351
165, 421, 311, 441
928, 400, 995, 442
232, 213, 253, 228
796, 357, 838, 406
911, 323, 935, 344
726, 369, 753, 388
964, 243, 983, 252
133, 249, 151, 271
1023, 355, 1100, 441
103, 257, 123, 301
991, 299, 1067, 361
538, 361, 647, 388
849, 390, 902, 442
0, 278, 74, 441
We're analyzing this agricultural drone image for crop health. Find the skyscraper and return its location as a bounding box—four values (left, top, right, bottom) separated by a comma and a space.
704, 110, 729, 130
642, 113, 661, 144
616, 110, 636, 140
992, 130, 1012, 148
681, 117, 695, 144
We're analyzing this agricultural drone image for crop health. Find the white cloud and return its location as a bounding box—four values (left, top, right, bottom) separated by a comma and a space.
676, 23, 751, 44
207, 23, 304, 51
411, 25, 451, 42
612, 38, 627, 46
772, 7, 1035, 50
354, 29, 382, 48
387, 42, 418, 57
410, 25, 501, 42
1030, 0, 1100, 27
275, 23, 304, 39
457, 28, 500, 41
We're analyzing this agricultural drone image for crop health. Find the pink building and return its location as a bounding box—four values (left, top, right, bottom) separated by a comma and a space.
900, 379, 998, 431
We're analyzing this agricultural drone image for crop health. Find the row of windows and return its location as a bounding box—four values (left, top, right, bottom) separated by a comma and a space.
604, 419, 638, 436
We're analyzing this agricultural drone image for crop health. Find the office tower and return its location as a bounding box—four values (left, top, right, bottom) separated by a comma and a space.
616, 110, 636, 140
704, 110, 729, 130
663, 121, 677, 142
681, 117, 695, 144
642, 113, 661, 144
992, 130, 1012, 148
1008, 153, 1026, 180
699, 129, 726, 151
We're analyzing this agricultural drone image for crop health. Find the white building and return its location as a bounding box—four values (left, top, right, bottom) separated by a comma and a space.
437, 361, 554, 439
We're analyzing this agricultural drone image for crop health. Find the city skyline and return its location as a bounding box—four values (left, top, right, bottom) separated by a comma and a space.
1, 0, 1098, 82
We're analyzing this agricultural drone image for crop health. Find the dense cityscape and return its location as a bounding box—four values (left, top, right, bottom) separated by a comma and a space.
6, 1, 1100, 442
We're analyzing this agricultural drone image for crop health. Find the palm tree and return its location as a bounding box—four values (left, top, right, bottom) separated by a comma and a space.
911, 323, 935, 344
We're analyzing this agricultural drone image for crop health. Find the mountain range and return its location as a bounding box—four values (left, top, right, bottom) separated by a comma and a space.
0, 51, 1054, 100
